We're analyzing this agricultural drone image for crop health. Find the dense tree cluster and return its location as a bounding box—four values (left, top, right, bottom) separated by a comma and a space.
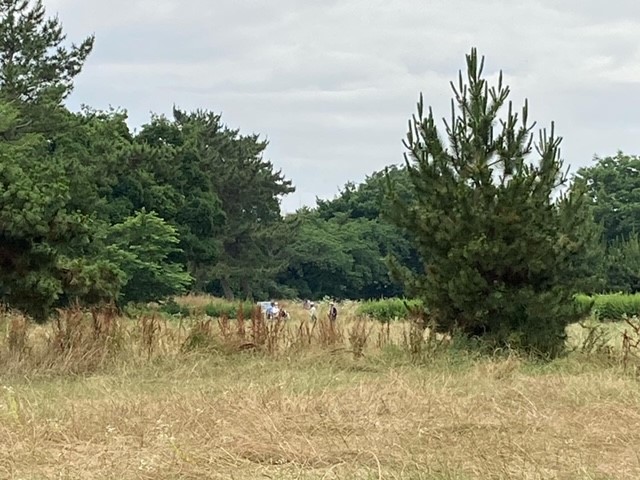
575, 153, 640, 294
0, 0, 419, 318
1, 2, 639, 357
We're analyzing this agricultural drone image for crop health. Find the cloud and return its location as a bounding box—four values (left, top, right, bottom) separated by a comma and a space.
45, 0, 640, 211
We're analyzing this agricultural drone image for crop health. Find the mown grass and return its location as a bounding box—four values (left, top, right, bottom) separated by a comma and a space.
1, 298, 640, 479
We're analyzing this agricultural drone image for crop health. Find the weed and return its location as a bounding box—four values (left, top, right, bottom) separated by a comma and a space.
622, 316, 640, 373
7, 314, 29, 357
182, 318, 215, 352
139, 315, 161, 359
348, 317, 373, 358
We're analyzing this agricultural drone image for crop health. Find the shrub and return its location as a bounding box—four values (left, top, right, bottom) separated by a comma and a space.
573, 294, 595, 319
572, 293, 640, 321
592, 293, 640, 321
357, 298, 424, 322
160, 298, 192, 317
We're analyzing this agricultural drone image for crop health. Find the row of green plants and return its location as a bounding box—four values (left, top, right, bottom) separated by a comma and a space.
575, 293, 640, 321
359, 295, 640, 322
357, 298, 425, 321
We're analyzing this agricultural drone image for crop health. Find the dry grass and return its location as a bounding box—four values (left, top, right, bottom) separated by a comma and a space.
1, 303, 640, 479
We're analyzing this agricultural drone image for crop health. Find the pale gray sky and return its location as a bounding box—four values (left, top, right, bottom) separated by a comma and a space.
47, 0, 640, 212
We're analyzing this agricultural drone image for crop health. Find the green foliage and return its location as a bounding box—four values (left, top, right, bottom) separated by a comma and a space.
573, 294, 596, 319
160, 298, 192, 317
0, 101, 95, 320
575, 154, 640, 293
387, 49, 593, 357
135, 109, 293, 300
604, 233, 640, 294
573, 292, 640, 321
158, 298, 254, 319
4, 0, 635, 328
576, 152, 640, 245
281, 167, 420, 300
106, 210, 192, 304
586, 293, 640, 321
0, 1, 122, 320
357, 298, 424, 322
0, 0, 94, 103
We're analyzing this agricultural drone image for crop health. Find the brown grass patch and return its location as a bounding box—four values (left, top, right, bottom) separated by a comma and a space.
1, 354, 640, 479
1, 304, 640, 478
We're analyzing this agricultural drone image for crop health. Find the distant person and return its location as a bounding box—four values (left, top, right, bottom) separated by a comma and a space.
266, 301, 275, 320
303, 299, 311, 310
271, 302, 280, 320
328, 302, 338, 322
309, 302, 318, 323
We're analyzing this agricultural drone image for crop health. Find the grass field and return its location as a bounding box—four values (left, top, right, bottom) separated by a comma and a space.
1, 298, 640, 479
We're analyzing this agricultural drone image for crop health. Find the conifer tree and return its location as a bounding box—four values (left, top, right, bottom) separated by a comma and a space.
388, 49, 593, 356
0, 0, 94, 106
0, 1, 101, 319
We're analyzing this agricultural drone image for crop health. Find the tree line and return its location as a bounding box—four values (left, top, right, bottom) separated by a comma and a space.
1, 1, 639, 356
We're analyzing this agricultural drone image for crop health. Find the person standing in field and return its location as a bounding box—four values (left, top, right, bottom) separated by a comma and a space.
309, 302, 317, 323
271, 302, 280, 320
328, 302, 338, 322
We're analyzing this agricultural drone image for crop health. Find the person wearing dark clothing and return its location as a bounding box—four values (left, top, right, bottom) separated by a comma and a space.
328, 302, 338, 322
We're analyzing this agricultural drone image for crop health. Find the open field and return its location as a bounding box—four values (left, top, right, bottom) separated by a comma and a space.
1, 300, 640, 479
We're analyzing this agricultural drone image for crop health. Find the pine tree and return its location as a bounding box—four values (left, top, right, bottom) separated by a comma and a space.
0, 1, 104, 319
387, 49, 593, 356
0, 101, 82, 320
0, 0, 94, 105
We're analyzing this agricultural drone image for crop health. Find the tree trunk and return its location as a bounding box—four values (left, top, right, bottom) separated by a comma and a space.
241, 278, 253, 301
220, 278, 234, 301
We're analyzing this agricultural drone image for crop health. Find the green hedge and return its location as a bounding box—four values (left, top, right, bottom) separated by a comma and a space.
358, 295, 640, 323
584, 293, 640, 321
357, 298, 424, 322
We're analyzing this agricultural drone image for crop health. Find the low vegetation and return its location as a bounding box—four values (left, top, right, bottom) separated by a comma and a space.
357, 294, 640, 325
2, 298, 640, 479
576, 293, 640, 321
357, 298, 424, 321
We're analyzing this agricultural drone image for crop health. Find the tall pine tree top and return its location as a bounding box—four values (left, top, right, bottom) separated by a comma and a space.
0, 0, 94, 105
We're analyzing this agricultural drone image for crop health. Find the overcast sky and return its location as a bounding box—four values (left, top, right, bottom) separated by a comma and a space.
46, 0, 640, 212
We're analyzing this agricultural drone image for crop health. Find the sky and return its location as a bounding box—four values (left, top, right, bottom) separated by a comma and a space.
46, 0, 640, 212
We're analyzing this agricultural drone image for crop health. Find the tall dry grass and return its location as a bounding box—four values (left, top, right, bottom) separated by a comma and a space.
1, 303, 640, 478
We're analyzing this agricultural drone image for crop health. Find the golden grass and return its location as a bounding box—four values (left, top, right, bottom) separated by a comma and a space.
1, 304, 640, 479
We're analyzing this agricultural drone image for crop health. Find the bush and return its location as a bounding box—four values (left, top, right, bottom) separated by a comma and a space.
357, 298, 424, 322
572, 293, 640, 321
160, 298, 192, 317
573, 294, 595, 319
592, 293, 640, 321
